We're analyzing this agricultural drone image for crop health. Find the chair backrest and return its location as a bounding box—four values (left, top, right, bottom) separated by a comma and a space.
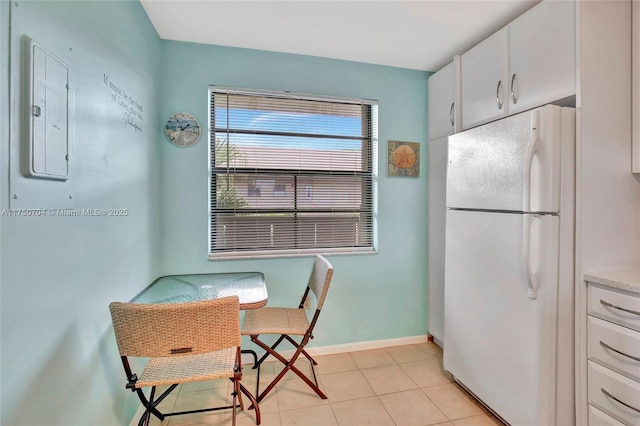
307, 255, 333, 310
109, 296, 240, 358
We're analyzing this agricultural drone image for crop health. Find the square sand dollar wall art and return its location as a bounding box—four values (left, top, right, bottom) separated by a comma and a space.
387, 141, 420, 177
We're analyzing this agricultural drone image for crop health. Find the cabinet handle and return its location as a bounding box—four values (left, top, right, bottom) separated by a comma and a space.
511, 73, 518, 104
600, 299, 640, 316
496, 80, 503, 110
600, 341, 640, 362
449, 102, 455, 126
601, 388, 640, 414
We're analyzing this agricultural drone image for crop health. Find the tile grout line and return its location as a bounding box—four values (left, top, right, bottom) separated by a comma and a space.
160, 342, 492, 426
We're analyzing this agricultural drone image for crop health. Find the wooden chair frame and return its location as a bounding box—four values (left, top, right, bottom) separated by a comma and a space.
242, 255, 333, 404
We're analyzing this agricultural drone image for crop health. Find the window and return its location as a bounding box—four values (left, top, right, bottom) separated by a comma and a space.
209, 86, 378, 259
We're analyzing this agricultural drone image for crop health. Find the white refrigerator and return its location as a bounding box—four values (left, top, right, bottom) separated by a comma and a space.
443, 105, 576, 426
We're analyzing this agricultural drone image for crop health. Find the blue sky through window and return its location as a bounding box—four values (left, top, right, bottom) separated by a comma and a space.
214, 108, 365, 151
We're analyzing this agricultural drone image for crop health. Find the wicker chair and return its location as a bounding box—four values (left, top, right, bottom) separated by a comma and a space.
109, 296, 260, 426
241, 255, 334, 403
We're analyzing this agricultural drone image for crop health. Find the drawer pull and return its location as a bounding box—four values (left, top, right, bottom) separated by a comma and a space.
600, 299, 640, 316
601, 387, 640, 414
600, 341, 640, 362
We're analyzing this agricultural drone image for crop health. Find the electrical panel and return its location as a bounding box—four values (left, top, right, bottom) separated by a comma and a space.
24, 36, 69, 180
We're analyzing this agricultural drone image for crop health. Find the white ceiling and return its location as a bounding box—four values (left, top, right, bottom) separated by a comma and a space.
140, 0, 539, 72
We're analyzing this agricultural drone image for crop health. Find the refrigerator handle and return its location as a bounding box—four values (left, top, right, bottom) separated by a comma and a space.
523, 214, 538, 299
523, 112, 540, 300
523, 111, 540, 212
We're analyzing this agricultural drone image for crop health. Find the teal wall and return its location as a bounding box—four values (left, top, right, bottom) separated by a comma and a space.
1, 1, 162, 425
158, 41, 430, 349
1, 2, 429, 425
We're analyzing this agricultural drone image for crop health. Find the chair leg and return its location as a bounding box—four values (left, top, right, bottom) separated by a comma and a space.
138, 408, 149, 426
231, 387, 237, 426
284, 334, 318, 365
251, 334, 288, 398
281, 335, 321, 387
308, 356, 320, 388
253, 360, 261, 400
242, 349, 259, 368
135, 389, 161, 424
238, 387, 245, 411
135, 384, 178, 425
250, 334, 327, 402
138, 386, 157, 426
239, 382, 261, 425
253, 335, 287, 367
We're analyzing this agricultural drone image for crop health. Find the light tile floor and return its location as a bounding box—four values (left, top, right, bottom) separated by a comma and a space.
138, 342, 503, 426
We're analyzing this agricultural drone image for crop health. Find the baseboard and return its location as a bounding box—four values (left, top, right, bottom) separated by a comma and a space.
241, 334, 430, 364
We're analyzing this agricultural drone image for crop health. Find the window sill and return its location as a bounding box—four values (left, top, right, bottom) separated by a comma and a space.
208, 247, 377, 261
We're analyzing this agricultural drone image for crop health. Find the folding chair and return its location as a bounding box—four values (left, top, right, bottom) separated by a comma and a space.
241, 255, 334, 403
109, 296, 260, 426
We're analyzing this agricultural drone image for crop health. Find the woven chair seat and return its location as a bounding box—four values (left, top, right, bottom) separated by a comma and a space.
137, 347, 237, 388
242, 307, 310, 336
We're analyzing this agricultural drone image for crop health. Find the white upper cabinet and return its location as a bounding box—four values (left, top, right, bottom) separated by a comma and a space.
461, 28, 509, 130
428, 57, 460, 141
508, 0, 575, 114
460, 0, 576, 130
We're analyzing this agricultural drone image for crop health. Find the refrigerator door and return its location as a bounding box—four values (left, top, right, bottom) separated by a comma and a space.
428, 136, 448, 345
443, 209, 560, 426
447, 105, 565, 213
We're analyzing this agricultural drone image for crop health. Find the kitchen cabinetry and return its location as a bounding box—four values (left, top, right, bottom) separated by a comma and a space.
460, 0, 575, 130
427, 57, 460, 141
585, 277, 640, 425
508, 0, 575, 115
460, 28, 508, 130
427, 57, 459, 344
574, 1, 640, 423
589, 405, 626, 426
427, 135, 447, 345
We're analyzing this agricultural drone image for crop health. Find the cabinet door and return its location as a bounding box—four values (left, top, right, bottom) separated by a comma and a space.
461, 27, 508, 130
508, 0, 575, 114
428, 60, 457, 141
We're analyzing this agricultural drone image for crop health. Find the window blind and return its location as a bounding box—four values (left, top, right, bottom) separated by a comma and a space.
209, 86, 378, 259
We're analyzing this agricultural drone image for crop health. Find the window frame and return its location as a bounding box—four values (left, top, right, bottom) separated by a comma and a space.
208, 86, 378, 260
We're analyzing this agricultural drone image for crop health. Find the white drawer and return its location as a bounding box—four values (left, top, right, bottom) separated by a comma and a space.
588, 360, 640, 426
588, 284, 640, 332
588, 315, 640, 382
589, 405, 627, 426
